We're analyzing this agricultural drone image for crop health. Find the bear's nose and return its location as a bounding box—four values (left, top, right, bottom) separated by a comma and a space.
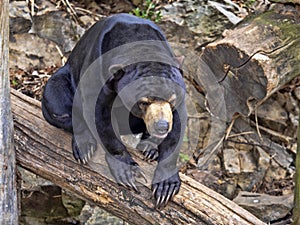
154, 120, 169, 134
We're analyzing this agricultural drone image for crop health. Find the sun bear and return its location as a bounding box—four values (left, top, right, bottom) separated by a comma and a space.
42, 13, 187, 208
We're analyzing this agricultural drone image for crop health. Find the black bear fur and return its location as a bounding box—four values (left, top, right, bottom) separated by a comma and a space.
42, 14, 187, 208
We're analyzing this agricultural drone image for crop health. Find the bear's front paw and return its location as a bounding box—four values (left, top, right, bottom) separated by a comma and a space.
136, 140, 158, 161
152, 172, 181, 208
106, 153, 147, 192
72, 135, 97, 164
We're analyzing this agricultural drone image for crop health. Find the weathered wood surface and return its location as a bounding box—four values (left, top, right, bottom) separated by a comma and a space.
0, 0, 18, 224
11, 89, 265, 225
180, 7, 300, 122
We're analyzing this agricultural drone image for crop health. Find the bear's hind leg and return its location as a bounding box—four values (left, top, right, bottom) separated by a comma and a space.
42, 67, 74, 132
42, 67, 97, 164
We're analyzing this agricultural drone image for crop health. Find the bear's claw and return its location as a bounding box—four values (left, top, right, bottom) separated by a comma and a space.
152, 173, 181, 208
72, 136, 96, 164
105, 153, 147, 193
136, 141, 159, 161
144, 149, 159, 161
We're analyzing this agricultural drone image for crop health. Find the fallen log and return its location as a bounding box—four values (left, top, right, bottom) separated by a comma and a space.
0, 0, 18, 223
182, 6, 300, 122
172, 6, 300, 170
11, 88, 265, 224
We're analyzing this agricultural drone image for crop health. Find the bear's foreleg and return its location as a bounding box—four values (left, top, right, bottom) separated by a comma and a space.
95, 87, 146, 191
151, 107, 186, 208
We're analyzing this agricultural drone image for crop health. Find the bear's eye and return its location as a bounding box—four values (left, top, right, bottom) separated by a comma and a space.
138, 99, 150, 109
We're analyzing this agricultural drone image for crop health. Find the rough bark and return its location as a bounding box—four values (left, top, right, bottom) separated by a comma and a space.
11, 89, 265, 225
0, 0, 18, 224
192, 7, 300, 122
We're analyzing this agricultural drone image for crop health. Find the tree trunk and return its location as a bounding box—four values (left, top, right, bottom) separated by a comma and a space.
0, 0, 18, 224
11, 89, 265, 225
186, 7, 300, 122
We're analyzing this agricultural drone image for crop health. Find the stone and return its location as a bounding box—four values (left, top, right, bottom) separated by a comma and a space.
223, 148, 240, 174
9, 33, 62, 70
294, 86, 300, 100
233, 191, 293, 223
30, 11, 85, 52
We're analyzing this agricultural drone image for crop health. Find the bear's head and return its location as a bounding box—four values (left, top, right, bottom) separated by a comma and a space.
109, 62, 185, 138
137, 94, 176, 139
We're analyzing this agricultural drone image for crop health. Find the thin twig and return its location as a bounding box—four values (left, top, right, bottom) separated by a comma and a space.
227, 131, 254, 138
250, 120, 293, 144
55, 45, 67, 65
30, 0, 35, 16
225, 115, 238, 140
74, 7, 104, 20
197, 135, 225, 168
187, 113, 209, 119
255, 108, 263, 141
61, 0, 78, 23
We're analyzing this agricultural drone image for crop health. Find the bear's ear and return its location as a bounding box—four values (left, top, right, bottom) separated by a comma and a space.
168, 93, 176, 108
174, 56, 185, 69
109, 64, 124, 80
